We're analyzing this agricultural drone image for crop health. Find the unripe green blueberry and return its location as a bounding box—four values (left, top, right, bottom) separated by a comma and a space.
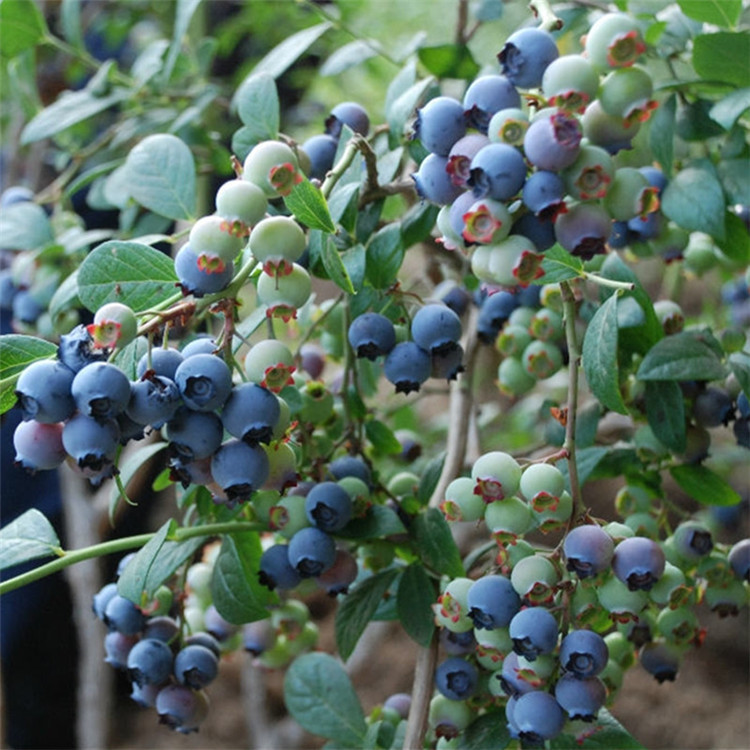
471, 451, 522, 502
269, 495, 310, 539
585, 13, 646, 71
435, 578, 475, 633
522, 340, 563, 380
475, 627, 513, 670
428, 695, 472, 739
189, 215, 244, 264
649, 562, 691, 608
563, 144, 615, 201
683, 232, 719, 274
487, 107, 529, 146
387, 471, 419, 498
508, 306, 536, 329
582, 100, 641, 151
215, 178, 267, 230
656, 606, 700, 645
462, 199, 512, 245
539, 283, 563, 312
243, 140, 301, 197
497, 355, 538, 397
571, 584, 611, 630
510, 554, 558, 604
484, 496, 534, 544
249, 216, 307, 275
535, 489, 573, 533
262, 441, 298, 492
441, 476, 486, 522
186, 562, 213, 604
614, 484, 653, 517
257, 263, 312, 321
496, 324, 533, 358
720, 327, 746, 354
541, 55, 599, 112
88, 302, 138, 349
298, 381, 334, 424
528, 308, 564, 342
471, 235, 543, 288
623, 512, 659, 537
704, 579, 748, 617
598, 66, 657, 125
520, 462, 565, 512
245, 339, 295, 392
604, 631, 635, 669
599, 658, 624, 697
604, 167, 658, 222
597, 575, 649, 623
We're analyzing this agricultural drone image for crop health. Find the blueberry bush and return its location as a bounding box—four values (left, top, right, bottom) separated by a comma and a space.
1, 0, 749, 747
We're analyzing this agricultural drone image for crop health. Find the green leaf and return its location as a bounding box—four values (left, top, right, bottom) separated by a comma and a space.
729, 351, 750, 395
321, 39, 377, 76
335, 568, 399, 661
60, 0, 83, 49
473, 0, 504, 22
583, 293, 627, 414
161, 0, 201, 83
396, 564, 435, 647
649, 93, 676, 176
124, 133, 196, 220
365, 419, 402, 455
637, 331, 727, 381
710, 88, 750, 130
234, 305, 269, 350
284, 653, 367, 747
111, 336, 148, 381
48, 270, 80, 322
109, 441, 168, 523
661, 164, 726, 241
342, 244, 366, 293
552, 708, 645, 748
387, 75, 434, 143
716, 160, 750, 209
77, 241, 178, 313
559, 446, 610, 490
417, 44, 480, 80
339, 504, 407, 539
401, 202, 440, 248
677, 0, 742, 28
366, 223, 404, 289
385, 59, 417, 126
253, 22, 332, 79
211, 531, 276, 624
0, 334, 57, 414
284, 179, 335, 233
0, 202, 54, 250
716, 210, 750, 266
0, 509, 62, 572
417, 451, 446, 506
233, 72, 279, 141
117, 520, 207, 606
412, 508, 464, 578
0, 0, 47, 58
21, 88, 127, 144
321, 237, 355, 294
669, 465, 741, 506
693, 32, 750, 88
644, 380, 686, 453
458, 710, 511, 750
536, 244, 584, 284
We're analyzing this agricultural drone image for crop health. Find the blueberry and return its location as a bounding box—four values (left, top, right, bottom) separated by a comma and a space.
13, 420, 66, 472
92, 582, 119, 620
541, 54, 599, 113
103, 594, 146, 635
72, 362, 131, 420
462, 75, 521, 133
414, 96, 467, 156
174, 242, 234, 297
143, 616, 181, 644
58, 324, 108, 373
585, 12, 646, 71
242, 140, 301, 198
693, 387, 735, 427
12, 290, 43, 324
672, 521, 713, 560
301, 134, 339, 181
728, 539, 750, 581
559, 629, 609, 678
523, 111, 582, 172
62, 413, 120, 472
467, 574, 521, 630
638, 641, 682, 683
136, 347, 184, 380
181, 337, 219, 358
509, 606, 559, 660
166, 406, 223, 461
15, 359, 75, 423
155, 684, 209, 734
304, 481, 353, 533
184, 632, 222, 658
287, 527, 336, 578
258, 543, 302, 591
347, 312, 397, 360
383, 342, 431, 394
411, 303, 462, 355
103, 631, 138, 669
554, 674, 606, 722
563, 525, 615, 578
242, 620, 273, 655
468, 143, 527, 201
126, 374, 182, 428
521, 170, 566, 220
215, 178, 267, 228
325, 101, 370, 138
315, 548, 359, 595
446, 133, 490, 187
435, 657, 478, 701
174, 644, 219, 689
498, 28, 559, 88
174, 353, 233, 412
383, 692, 411, 720
127, 638, 174, 687
203, 604, 239, 642
221, 382, 280, 444
412, 153, 465, 205
431, 343, 465, 382
476, 290, 518, 344
328, 455, 372, 486
210, 439, 270, 504
130, 681, 161, 708
512, 690, 565, 745
439, 628, 476, 656
612, 536, 665, 591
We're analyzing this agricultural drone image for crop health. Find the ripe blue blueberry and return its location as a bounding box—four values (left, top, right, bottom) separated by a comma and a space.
414, 96, 467, 156
468, 143, 527, 201
155, 684, 209, 734
559, 629, 609, 678
523, 111, 582, 172
57, 324, 107, 373
127, 638, 174, 687
305, 481, 353, 533
93, 582, 119, 621
347, 312, 397, 360
477, 290, 518, 344
638, 641, 682, 683
499, 28, 559, 88
411, 303, 462, 355
728, 539, 750, 581
446, 133, 490, 187
384, 342, 431, 394
166, 406, 224, 461
301, 134, 339, 181
512, 690, 565, 745
72, 361, 131, 420
435, 657, 479, 701
508, 606, 559, 660
554, 674, 606, 722
612, 536, 666, 591
325, 101, 370, 137
412, 153, 465, 205
462, 75, 521, 133
126, 374, 182, 429
62, 413, 120, 472
328, 455, 372, 487
103, 594, 146, 635
315, 548, 359, 595
563, 524, 615, 578
104, 631, 138, 670
143, 616, 181, 644
287, 527, 337, 578
174, 353, 233, 412
210, 439, 270, 504
221, 382, 280, 445
174, 242, 234, 297
467, 574, 521, 629
15, 359, 75, 423
184, 632, 222, 658
174, 644, 219, 689
555, 202, 612, 259
521, 170, 566, 220
136, 347, 184, 380
672, 521, 713, 560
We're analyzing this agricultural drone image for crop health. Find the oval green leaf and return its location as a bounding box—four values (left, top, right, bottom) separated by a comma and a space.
396, 563, 436, 647
0, 509, 62, 572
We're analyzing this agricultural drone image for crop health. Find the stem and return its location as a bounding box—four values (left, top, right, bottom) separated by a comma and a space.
321, 137, 363, 199
42, 34, 135, 87
529, 0, 564, 30
560, 281, 583, 523
0, 522, 262, 596
401, 629, 439, 750
582, 272, 635, 292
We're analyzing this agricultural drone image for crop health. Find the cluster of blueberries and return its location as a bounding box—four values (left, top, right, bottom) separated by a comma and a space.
426, 450, 750, 746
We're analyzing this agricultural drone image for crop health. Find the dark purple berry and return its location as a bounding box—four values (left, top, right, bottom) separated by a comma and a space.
127, 638, 174, 687
612, 536, 665, 591
258, 543, 302, 591
435, 657, 478, 700
563, 525, 615, 578
325, 101, 370, 137
174, 644, 219, 689
221, 382, 280, 445
305, 481, 353, 533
